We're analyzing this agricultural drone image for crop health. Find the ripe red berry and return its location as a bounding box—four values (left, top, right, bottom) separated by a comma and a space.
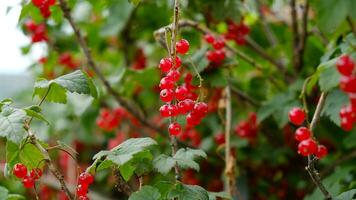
22, 176, 35, 188
78, 196, 89, 200
13, 163, 27, 179
186, 113, 201, 126
172, 56, 182, 69
288, 107, 306, 126
168, 122, 182, 136
177, 99, 195, 114
206, 50, 218, 62
160, 89, 175, 102
295, 127, 311, 142
168, 104, 179, 117
176, 39, 190, 54
30, 168, 42, 179
204, 34, 215, 44
175, 86, 189, 101
31, 0, 43, 6
193, 102, 208, 117
340, 75, 356, 93
214, 133, 225, 145
341, 117, 353, 131
160, 104, 171, 117
78, 172, 94, 185
297, 139, 317, 156
315, 145, 328, 159
159, 58, 172, 73
212, 39, 225, 50
25, 20, 37, 32
215, 50, 226, 61
336, 55, 355, 76
166, 70, 180, 82
76, 184, 88, 196
159, 77, 175, 89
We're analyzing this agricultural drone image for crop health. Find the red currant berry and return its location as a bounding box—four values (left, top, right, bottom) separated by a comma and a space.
13, 163, 27, 179
193, 102, 208, 116
78, 172, 94, 185
159, 77, 175, 89
341, 117, 353, 131
336, 55, 355, 76
30, 168, 42, 180
159, 58, 173, 73
235, 36, 246, 45
160, 89, 175, 102
172, 56, 182, 69
186, 113, 201, 126
214, 133, 225, 145
215, 50, 226, 62
166, 70, 180, 82
206, 50, 217, 62
159, 104, 171, 117
315, 145, 328, 159
76, 184, 88, 196
22, 175, 35, 188
78, 196, 89, 200
31, 0, 43, 7
176, 39, 190, 54
175, 86, 189, 101
340, 75, 356, 93
168, 104, 179, 117
178, 99, 195, 114
204, 34, 215, 44
237, 23, 250, 35
168, 122, 182, 136
288, 107, 306, 126
212, 38, 225, 50
25, 20, 37, 32
297, 139, 317, 156
295, 127, 311, 142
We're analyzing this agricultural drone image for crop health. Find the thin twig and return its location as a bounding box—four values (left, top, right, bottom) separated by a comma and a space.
114, 169, 133, 196
297, 0, 310, 72
305, 92, 332, 200
290, 0, 300, 71
230, 86, 260, 106
58, 0, 166, 139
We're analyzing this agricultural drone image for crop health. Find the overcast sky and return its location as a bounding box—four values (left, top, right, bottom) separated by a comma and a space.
0, 0, 44, 75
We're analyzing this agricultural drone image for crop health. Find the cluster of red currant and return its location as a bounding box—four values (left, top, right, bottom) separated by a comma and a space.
158, 39, 208, 136
58, 52, 79, 70
31, 0, 56, 18
76, 172, 94, 200
178, 128, 202, 147
224, 20, 250, 45
234, 112, 258, 139
131, 48, 147, 70
288, 107, 328, 158
25, 20, 48, 43
13, 163, 43, 188
336, 55, 356, 131
96, 107, 128, 132
204, 34, 226, 65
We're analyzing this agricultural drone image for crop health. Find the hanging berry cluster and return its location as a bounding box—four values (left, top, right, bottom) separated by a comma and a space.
58, 52, 79, 70
288, 107, 328, 158
336, 55, 356, 131
76, 172, 94, 200
224, 20, 250, 45
31, 0, 56, 18
13, 163, 43, 189
178, 128, 202, 147
158, 39, 208, 136
96, 107, 128, 132
131, 48, 147, 70
24, 20, 48, 43
234, 112, 258, 139
204, 34, 226, 65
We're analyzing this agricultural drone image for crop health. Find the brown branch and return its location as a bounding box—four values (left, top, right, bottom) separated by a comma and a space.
297, 1, 310, 72
154, 19, 284, 89
114, 169, 133, 196
305, 92, 332, 200
58, 0, 166, 138
290, 0, 301, 71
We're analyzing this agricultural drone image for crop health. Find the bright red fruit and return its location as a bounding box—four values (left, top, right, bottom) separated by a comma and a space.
186, 113, 201, 126
297, 139, 317, 156
78, 196, 89, 200
315, 145, 328, 159
30, 168, 42, 179
31, 0, 43, 6
25, 20, 37, 32
204, 34, 215, 44
159, 58, 172, 73
336, 55, 355, 76
160, 89, 174, 102
193, 102, 208, 117
214, 133, 225, 145
294, 127, 311, 142
176, 39, 190, 54
212, 38, 225, 50
168, 122, 182, 136
341, 117, 353, 131
288, 107, 306, 126
76, 184, 88, 196
22, 176, 35, 188
340, 75, 356, 93
13, 163, 27, 178
160, 104, 171, 117
166, 70, 180, 82
172, 56, 182, 68
159, 77, 175, 89
178, 99, 195, 114
175, 86, 188, 101
78, 172, 94, 185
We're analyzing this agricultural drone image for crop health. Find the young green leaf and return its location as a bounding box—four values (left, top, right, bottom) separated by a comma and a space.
168, 184, 209, 200
0, 106, 27, 144
153, 154, 176, 175
334, 189, 356, 200
173, 148, 207, 171
128, 186, 161, 200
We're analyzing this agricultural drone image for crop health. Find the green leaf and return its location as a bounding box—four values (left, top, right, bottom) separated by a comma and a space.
153, 154, 176, 175
318, 60, 340, 92
321, 89, 349, 126
0, 106, 27, 144
173, 148, 207, 171
23, 105, 49, 125
314, 0, 349, 33
6, 194, 25, 200
119, 162, 136, 181
0, 99, 13, 111
129, 186, 161, 200
33, 70, 97, 104
0, 186, 8, 200
100, 1, 134, 36
334, 189, 356, 200
208, 192, 231, 200
168, 184, 209, 200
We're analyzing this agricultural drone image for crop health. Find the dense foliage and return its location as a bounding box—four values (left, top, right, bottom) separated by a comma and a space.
1, 0, 356, 199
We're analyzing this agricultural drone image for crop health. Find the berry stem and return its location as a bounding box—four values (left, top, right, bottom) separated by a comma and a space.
305, 92, 332, 200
